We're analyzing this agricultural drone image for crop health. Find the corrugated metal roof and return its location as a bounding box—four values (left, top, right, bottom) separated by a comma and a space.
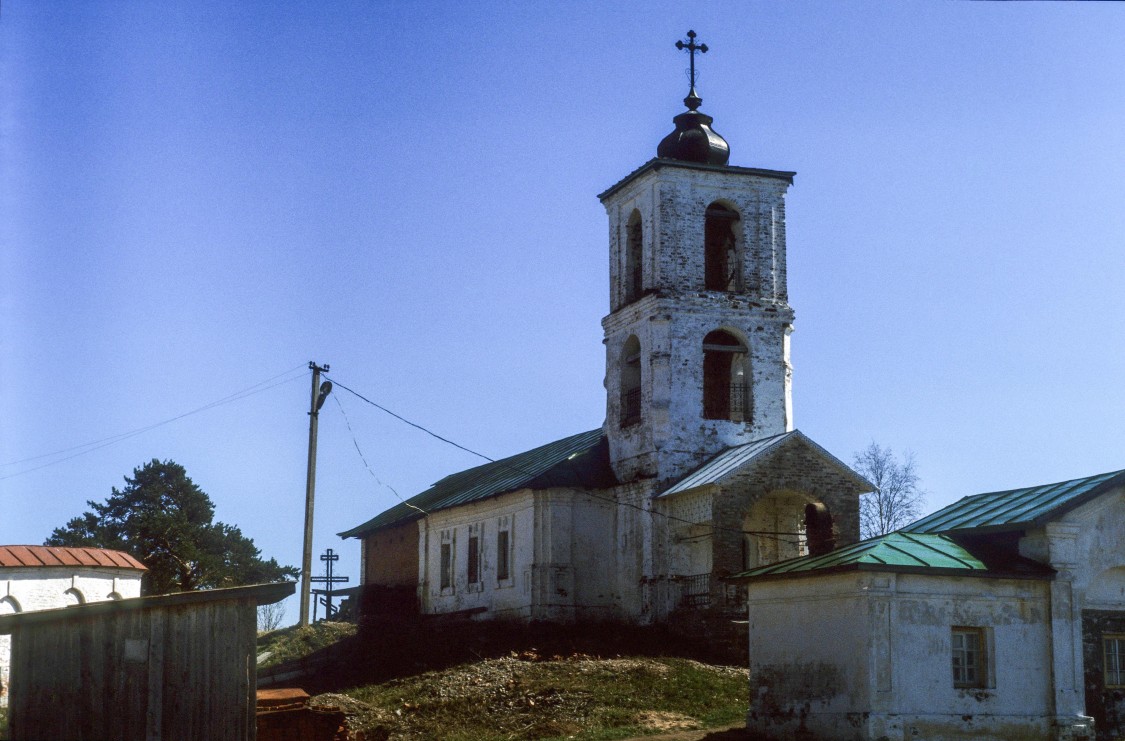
907, 469, 1125, 534
0, 545, 147, 571
339, 429, 615, 539
733, 532, 991, 580
660, 429, 873, 497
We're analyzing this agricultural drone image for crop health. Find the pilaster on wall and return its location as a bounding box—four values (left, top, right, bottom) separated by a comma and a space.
1044, 523, 1091, 725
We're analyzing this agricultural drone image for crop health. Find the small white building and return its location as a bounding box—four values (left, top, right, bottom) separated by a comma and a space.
738, 468, 1125, 741
0, 544, 146, 706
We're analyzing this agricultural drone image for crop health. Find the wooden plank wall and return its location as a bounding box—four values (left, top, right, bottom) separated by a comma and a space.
7, 597, 258, 741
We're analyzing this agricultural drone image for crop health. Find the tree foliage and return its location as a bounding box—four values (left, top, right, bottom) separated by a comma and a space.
853, 442, 926, 539
47, 459, 297, 595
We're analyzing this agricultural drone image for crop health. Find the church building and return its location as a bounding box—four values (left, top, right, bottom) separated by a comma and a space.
340, 31, 872, 625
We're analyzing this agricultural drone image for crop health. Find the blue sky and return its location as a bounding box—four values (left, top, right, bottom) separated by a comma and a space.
3, 2, 1123, 619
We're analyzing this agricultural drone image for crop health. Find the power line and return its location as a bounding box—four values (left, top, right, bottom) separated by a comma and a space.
0, 364, 309, 481
327, 377, 495, 463
323, 374, 807, 546
331, 393, 427, 517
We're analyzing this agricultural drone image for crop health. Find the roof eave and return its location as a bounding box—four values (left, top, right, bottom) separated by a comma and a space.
731, 561, 1053, 585
597, 158, 796, 202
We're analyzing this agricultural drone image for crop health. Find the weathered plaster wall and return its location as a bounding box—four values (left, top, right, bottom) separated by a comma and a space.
420, 490, 536, 619
1052, 487, 1125, 740
1, 567, 142, 707
600, 164, 794, 485
418, 487, 623, 622
1019, 485, 1125, 736
745, 571, 1058, 741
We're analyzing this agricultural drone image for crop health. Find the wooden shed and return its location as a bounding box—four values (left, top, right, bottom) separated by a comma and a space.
0, 581, 293, 741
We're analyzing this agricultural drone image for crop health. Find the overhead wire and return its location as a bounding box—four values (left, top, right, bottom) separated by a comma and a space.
322, 374, 809, 547
0, 364, 309, 481
331, 393, 427, 516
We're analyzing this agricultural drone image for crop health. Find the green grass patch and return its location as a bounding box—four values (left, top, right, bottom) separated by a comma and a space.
336, 653, 747, 740
256, 620, 356, 667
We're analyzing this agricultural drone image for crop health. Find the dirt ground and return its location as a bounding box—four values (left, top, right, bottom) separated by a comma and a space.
620, 722, 763, 741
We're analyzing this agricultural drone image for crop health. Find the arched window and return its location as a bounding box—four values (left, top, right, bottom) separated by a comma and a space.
702, 330, 751, 422
620, 336, 642, 428
625, 210, 643, 302
704, 203, 741, 291
743, 492, 810, 568
804, 503, 835, 557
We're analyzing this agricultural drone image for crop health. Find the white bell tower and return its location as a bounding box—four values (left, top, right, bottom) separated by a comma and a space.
600, 31, 796, 484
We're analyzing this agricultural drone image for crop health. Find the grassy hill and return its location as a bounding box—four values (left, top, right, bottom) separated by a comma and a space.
258, 619, 751, 740
322, 652, 746, 740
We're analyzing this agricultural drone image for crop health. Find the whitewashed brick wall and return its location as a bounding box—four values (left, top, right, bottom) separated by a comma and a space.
600, 162, 796, 485
1, 567, 143, 706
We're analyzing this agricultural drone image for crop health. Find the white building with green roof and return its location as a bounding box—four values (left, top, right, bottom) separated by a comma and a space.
736, 469, 1125, 741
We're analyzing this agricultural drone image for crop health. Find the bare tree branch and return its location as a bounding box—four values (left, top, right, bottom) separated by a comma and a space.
853, 442, 926, 539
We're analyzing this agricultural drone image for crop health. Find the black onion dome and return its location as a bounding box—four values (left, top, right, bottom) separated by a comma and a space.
657, 107, 730, 165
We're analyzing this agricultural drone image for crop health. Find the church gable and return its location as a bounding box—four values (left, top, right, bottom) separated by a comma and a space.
659, 431, 869, 565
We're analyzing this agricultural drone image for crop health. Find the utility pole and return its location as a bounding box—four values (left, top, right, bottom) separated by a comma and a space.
300, 361, 332, 627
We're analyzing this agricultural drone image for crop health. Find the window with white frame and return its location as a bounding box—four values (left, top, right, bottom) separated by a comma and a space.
467, 522, 482, 589
1105, 635, 1125, 688
952, 627, 987, 688
497, 515, 513, 585
439, 529, 455, 593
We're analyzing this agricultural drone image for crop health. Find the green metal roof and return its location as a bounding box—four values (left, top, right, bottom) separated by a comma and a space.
732, 532, 992, 581
907, 468, 1125, 534
338, 429, 615, 539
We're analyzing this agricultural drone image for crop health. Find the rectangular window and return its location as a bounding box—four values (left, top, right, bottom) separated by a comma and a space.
1105, 635, 1125, 688
468, 533, 480, 585
497, 529, 510, 581
952, 627, 987, 688
439, 529, 454, 592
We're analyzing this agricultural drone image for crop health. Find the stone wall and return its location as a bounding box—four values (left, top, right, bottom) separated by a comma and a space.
710, 439, 863, 586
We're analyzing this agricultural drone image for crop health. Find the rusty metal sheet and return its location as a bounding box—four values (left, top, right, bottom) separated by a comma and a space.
0, 544, 146, 571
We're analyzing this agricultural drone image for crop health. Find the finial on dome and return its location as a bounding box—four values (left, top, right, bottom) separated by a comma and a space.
658, 29, 730, 166
675, 30, 707, 111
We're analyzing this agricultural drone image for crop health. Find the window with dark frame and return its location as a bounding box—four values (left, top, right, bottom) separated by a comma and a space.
497, 529, 510, 582
440, 542, 452, 590
1105, 635, 1125, 688
625, 210, 643, 303
704, 202, 741, 292
620, 336, 642, 428
467, 532, 480, 585
952, 627, 987, 688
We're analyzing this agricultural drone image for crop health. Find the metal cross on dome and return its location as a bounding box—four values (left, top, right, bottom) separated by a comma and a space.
675, 30, 708, 111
